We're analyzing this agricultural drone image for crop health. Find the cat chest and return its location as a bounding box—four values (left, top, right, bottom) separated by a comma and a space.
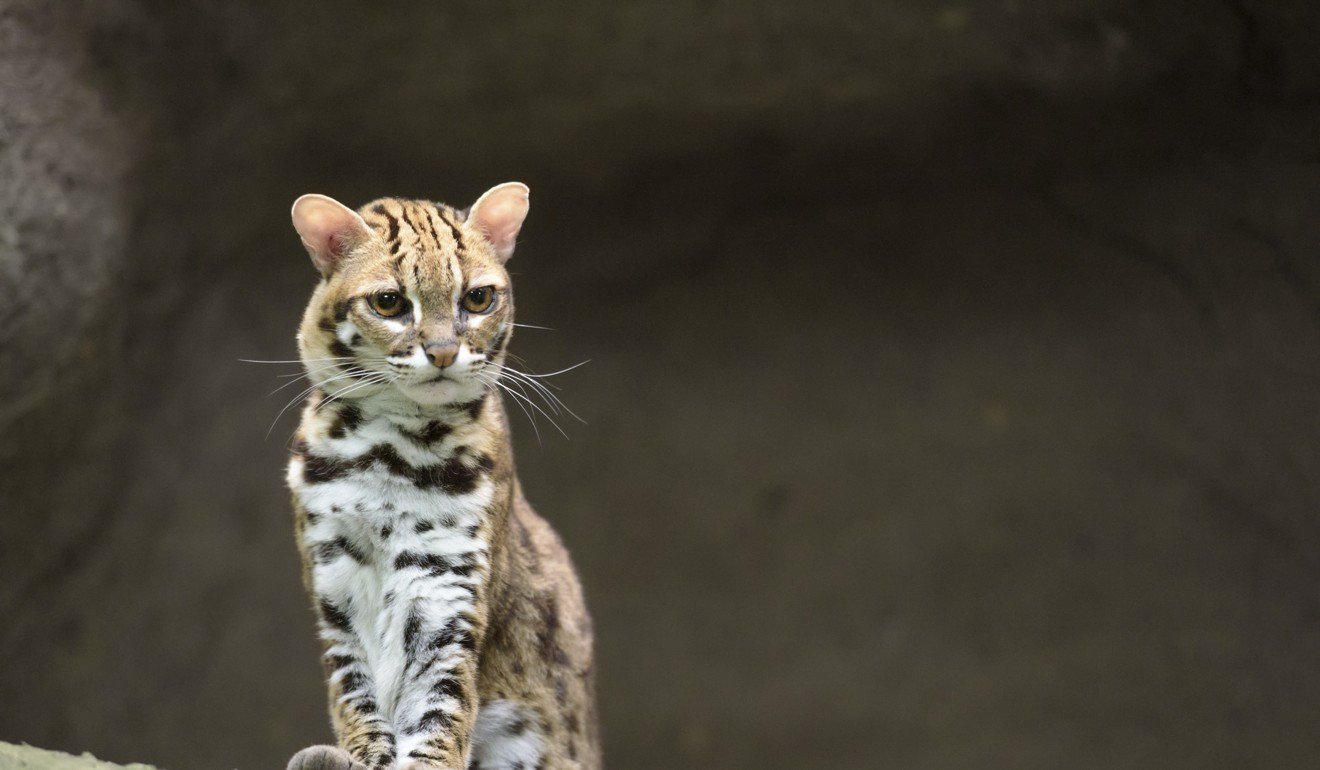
289, 447, 494, 715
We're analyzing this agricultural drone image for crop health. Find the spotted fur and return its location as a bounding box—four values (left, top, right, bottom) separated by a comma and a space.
285, 187, 599, 770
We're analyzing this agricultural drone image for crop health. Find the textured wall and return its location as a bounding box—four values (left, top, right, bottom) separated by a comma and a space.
3, 1, 1320, 768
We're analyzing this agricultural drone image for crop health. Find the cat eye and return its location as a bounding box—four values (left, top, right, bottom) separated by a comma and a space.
367, 290, 408, 318
462, 286, 496, 314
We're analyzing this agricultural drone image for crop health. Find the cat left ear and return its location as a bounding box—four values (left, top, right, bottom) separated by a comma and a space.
291, 194, 374, 277
468, 182, 529, 262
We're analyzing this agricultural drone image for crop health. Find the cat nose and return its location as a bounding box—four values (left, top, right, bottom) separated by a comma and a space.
423, 340, 459, 368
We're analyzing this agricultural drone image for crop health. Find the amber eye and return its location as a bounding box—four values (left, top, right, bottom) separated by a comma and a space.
367, 290, 407, 318
462, 286, 496, 314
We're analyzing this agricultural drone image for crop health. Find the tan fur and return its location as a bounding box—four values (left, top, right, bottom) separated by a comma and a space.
286, 194, 599, 770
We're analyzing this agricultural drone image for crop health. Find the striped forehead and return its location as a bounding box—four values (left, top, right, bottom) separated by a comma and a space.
364, 199, 466, 300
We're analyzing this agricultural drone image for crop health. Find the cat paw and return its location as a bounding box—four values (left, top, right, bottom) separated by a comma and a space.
286, 745, 369, 770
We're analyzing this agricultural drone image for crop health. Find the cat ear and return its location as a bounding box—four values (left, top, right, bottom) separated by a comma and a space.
291, 194, 374, 276
468, 182, 529, 262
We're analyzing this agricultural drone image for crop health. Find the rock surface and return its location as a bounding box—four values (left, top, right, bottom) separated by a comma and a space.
0, 743, 157, 770
2, 1, 1320, 769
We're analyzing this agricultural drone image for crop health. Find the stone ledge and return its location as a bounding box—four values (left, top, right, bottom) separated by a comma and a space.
0, 743, 161, 770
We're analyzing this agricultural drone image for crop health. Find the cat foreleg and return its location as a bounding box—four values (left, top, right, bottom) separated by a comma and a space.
315, 597, 399, 769
389, 564, 485, 769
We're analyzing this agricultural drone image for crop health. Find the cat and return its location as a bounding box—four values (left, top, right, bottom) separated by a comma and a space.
281, 184, 599, 770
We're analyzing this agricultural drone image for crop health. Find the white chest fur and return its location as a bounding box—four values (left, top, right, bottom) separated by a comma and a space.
287, 407, 495, 727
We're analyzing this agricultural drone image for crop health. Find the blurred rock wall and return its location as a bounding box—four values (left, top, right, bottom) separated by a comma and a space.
3, 1, 1320, 768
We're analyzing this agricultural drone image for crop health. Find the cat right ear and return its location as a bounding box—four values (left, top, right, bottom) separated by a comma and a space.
291, 194, 374, 277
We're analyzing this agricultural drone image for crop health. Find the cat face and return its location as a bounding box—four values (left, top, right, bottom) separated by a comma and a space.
291, 184, 529, 409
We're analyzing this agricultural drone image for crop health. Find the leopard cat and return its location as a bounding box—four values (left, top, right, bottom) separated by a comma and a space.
281, 183, 599, 770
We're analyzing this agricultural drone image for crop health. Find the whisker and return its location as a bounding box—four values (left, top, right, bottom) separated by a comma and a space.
240, 357, 352, 364
511, 323, 555, 331
489, 363, 586, 424
265, 367, 389, 439
512, 360, 590, 378
477, 373, 544, 445
488, 374, 569, 440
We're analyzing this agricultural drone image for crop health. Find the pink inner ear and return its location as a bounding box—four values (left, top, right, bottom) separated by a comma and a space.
470, 183, 529, 261
292, 194, 371, 275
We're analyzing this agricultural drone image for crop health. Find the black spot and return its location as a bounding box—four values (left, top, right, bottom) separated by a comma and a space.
305, 510, 320, 525
466, 524, 481, 538
382, 502, 395, 511
314, 536, 367, 565
400, 420, 452, 446
442, 515, 459, 529
415, 520, 434, 533
328, 403, 363, 439
459, 396, 485, 421
317, 317, 337, 334
340, 670, 366, 693
536, 596, 561, 661
332, 300, 352, 322
326, 654, 354, 672
351, 333, 363, 346
383, 591, 395, 605
431, 677, 463, 702
431, 616, 475, 652
555, 675, 568, 705
319, 598, 352, 632
355, 502, 366, 512
508, 718, 528, 735
330, 339, 354, 359
489, 328, 510, 357
380, 524, 393, 539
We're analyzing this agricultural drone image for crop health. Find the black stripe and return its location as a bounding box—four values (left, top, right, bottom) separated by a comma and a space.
431, 616, 476, 651
400, 420, 451, 446
394, 551, 454, 574
319, 598, 352, 632
435, 206, 465, 254
300, 444, 490, 493
376, 205, 401, 254
326, 654, 355, 671
404, 607, 424, 662
413, 709, 453, 733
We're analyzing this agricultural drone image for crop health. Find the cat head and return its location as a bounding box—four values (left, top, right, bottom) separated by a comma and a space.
291, 183, 529, 409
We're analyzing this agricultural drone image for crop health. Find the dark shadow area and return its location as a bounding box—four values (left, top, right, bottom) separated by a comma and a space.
2, 1, 1320, 768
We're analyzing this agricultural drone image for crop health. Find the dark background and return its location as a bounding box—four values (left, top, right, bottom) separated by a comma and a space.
3, 1, 1320, 768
